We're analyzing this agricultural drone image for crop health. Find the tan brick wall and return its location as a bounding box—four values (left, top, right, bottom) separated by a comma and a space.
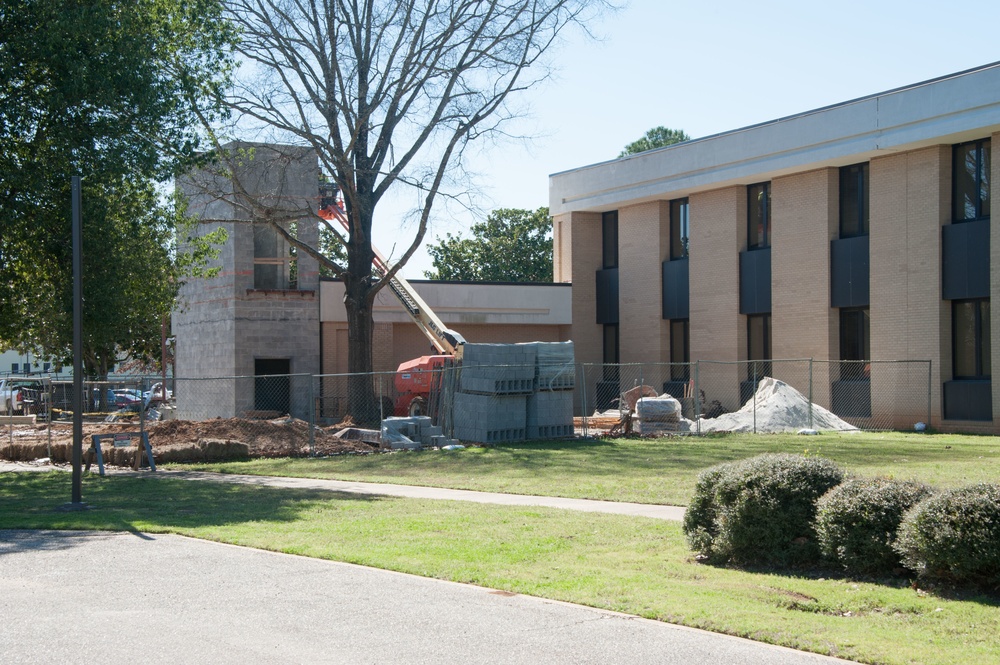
618, 201, 669, 364
771, 169, 838, 407
689, 186, 744, 410
869, 146, 949, 428
560, 211, 604, 368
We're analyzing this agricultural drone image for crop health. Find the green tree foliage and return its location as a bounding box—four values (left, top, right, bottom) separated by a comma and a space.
424, 208, 553, 282
619, 126, 690, 157
0, 0, 233, 376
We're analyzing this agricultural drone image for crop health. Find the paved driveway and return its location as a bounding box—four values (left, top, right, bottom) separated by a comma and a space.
0, 530, 852, 664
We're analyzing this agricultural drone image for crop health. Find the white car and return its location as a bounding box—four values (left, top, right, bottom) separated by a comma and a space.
142, 383, 173, 403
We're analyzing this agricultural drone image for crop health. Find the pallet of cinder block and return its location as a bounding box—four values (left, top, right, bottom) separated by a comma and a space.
459, 343, 536, 395
533, 341, 575, 391
452, 392, 526, 443
527, 389, 574, 439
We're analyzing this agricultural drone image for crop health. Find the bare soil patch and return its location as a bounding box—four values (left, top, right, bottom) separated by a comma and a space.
0, 417, 383, 465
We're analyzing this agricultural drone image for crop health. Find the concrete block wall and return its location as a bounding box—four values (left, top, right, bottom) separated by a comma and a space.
173, 143, 322, 420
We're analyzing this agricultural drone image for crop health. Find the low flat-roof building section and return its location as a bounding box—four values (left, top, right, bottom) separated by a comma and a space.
550, 62, 1000, 432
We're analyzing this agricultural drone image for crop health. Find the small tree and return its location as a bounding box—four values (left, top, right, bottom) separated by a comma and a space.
619, 126, 690, 157
425, 207, 552, 282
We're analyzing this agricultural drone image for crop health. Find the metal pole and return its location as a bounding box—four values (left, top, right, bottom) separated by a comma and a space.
580, 364, 589, 438
70, 176, 84, 506
308, 375, 315, 457
808, 358, 814, 430
752, 362, 757, 435
695, 361, 701, 436
927, 360, 932, 429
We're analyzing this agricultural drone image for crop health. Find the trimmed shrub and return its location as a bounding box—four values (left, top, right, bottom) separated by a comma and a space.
683, 453, 844, 566
894, 483, 1000, 590
815, 477, 933, 575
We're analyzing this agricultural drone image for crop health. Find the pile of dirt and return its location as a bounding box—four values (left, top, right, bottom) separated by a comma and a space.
696, 377, 859, 433
0, 416, 385, 464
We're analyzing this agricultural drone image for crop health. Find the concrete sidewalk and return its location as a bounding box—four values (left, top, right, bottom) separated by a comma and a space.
153, 469, 689, 521
0, 462, 687, 520
0, 530, 854, 665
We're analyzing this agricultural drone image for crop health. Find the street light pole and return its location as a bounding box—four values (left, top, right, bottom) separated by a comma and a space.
69, 176, 85, 508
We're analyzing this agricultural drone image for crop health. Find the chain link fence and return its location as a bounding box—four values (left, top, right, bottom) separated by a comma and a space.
1, 358, 936, 465
577, 359, 932, 434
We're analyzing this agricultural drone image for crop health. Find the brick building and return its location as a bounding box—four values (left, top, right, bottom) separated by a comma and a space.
550, 63, 1000, 431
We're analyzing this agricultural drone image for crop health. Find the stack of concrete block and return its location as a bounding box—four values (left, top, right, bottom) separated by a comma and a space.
453, 344, 536, 443
526, 341, 575, 439
534, 341, 576, 391
453, 341, 575, 444
459, 343, 537, 394
381, 415, 460, 450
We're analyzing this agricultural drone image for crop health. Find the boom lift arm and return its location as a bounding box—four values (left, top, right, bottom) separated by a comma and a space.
318, 186, 466, 360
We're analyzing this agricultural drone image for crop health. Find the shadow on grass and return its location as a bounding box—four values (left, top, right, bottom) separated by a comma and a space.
0, 471, 383, 554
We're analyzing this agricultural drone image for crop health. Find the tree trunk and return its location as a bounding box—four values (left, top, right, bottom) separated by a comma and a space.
343, 199, 379, 425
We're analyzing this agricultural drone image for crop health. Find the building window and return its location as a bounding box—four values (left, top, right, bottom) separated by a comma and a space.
670, 319, 689, 381
669, 198, 689, 260
11, 363, 18, 374
953, 299, 991, 379
840, 308, 870, 380
747, 313, 771, 379
253, 222, 297, 290
602, 211, 618, 269
603, 323, 619, 381
747, 182, 771, 250
839, 163, 869, 238
953, 139, 991, 222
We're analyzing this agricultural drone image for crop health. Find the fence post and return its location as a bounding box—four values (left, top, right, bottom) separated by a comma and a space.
580, 364, 589, 438
808, 358, 814, 430
752, 361, 757, 434
308, 375, 315, 457
927, 360, 933, 429
695, 361, 701, 437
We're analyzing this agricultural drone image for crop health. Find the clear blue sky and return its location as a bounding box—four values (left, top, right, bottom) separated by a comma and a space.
388, 0, 1000, 277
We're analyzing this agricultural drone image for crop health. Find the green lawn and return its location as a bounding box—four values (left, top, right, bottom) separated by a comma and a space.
182, 431, 1000, 506
2, 471, 997, 665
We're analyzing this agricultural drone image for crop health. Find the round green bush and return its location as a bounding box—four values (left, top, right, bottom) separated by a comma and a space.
894, 483, 1000, 589
815, 477, 933, 575
683, 453, 844, 566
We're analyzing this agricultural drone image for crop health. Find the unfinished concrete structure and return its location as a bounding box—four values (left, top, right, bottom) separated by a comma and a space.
174, 143, 320, 420
551, 63, 1000, 432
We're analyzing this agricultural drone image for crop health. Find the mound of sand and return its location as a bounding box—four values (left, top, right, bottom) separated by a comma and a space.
697, 377, 858, 434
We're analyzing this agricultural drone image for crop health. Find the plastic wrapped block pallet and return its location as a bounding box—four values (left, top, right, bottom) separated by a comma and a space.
636, 396, 681, 422
533, 341, 576, 391
453, 392, 526, 443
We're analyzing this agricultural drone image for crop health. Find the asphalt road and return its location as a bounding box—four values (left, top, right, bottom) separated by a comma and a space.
0, 529, 853, 665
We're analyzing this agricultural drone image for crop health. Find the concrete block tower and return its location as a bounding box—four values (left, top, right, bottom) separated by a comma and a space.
173, 143, 320, 420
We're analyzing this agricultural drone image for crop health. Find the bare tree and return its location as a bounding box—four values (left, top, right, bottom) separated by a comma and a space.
205, 0, 610, 420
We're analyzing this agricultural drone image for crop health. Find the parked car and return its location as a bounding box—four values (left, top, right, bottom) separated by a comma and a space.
113, 389, 144, 409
